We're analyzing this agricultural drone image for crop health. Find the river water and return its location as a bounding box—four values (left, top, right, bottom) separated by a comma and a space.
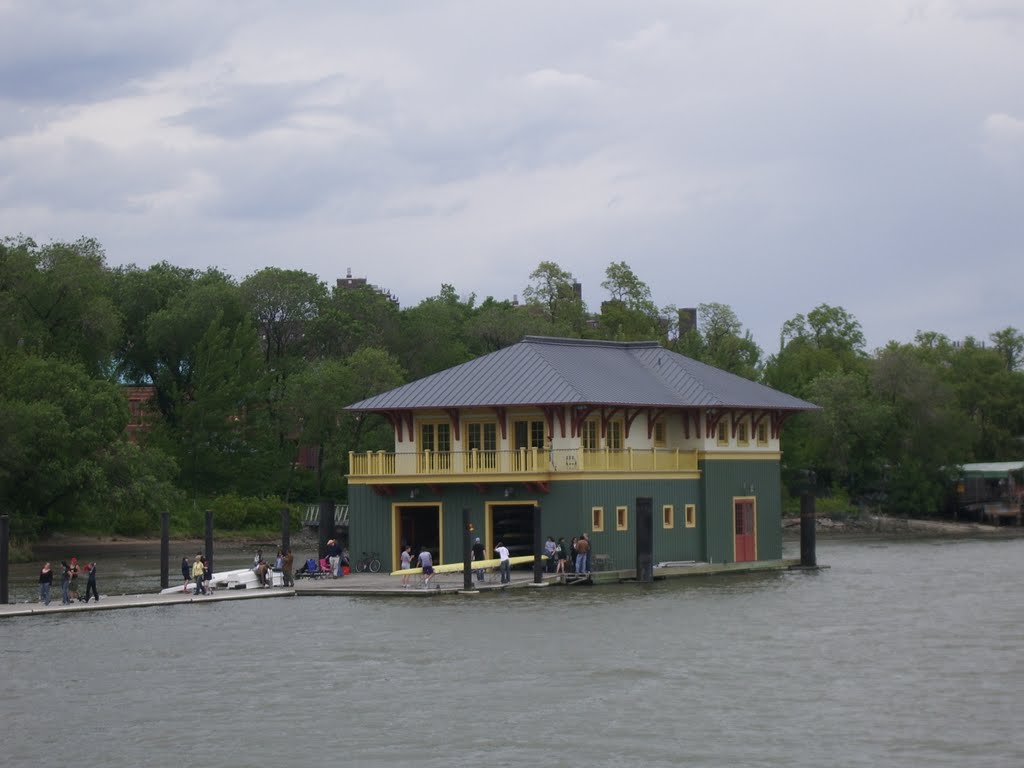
2, 537, 1022, 768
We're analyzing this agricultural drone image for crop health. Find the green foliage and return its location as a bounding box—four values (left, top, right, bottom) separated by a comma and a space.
4, 235, 1023, 536
672, 303, 762, 379
0, 353, 127, 536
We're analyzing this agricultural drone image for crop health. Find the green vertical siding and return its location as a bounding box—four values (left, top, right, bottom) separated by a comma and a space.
349, 461, 781, 572
699, 459, 781, 563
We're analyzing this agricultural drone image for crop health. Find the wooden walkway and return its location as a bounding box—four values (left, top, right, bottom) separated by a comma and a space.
1, 558, 806, 619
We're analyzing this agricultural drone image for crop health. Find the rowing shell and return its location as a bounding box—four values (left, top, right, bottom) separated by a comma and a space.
390, 554, 546, 576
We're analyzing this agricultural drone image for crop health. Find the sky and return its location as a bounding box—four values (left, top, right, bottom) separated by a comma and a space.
1, 0, 1022, 354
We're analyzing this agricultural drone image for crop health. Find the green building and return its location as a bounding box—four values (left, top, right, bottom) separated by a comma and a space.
345, 336, 818, 572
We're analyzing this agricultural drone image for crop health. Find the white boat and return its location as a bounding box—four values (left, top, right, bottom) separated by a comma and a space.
159, 568, 283, 595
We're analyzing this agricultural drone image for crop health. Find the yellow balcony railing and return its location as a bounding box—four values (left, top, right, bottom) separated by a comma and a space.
348, 447, 698, 478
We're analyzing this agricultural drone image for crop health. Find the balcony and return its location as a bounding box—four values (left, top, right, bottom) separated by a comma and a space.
348, 447, 699, 481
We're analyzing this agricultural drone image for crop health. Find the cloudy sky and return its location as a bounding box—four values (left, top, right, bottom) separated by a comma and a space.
1, 1, 1021, 353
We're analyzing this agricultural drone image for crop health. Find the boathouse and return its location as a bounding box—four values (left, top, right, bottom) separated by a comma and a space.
344, 336, 818, 572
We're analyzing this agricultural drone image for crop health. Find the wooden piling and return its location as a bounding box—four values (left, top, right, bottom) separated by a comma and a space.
462, 507, 473, 592
800, 491, 817, 568
205, 509, 214, 574
160, 512, 169, 590
0, 515, 8, 605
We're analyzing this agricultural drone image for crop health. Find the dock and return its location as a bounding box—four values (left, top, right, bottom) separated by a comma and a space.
1, 558, 809, 619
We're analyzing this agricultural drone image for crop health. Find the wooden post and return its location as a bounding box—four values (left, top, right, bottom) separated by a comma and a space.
205, 509, 214, 575
318, 499, 334, 560
800, 491, 817, 568
636, 496, 653, 582
160, 512, 169, 590
462, 507, 473, 592
281, 507, 291, 554
0, 515, 9, 605
532, 504, 543, 584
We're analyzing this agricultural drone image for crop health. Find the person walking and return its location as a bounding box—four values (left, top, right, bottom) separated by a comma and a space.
191, 554, 206, 595
60, 561, 72, 604
495, 541, 511, 584
400, 545, 413, 588
83, 562, 99, 603
471, 537, 486, 582
181, 556, 191, 593
38, 562, 53, 606
418, 547, 434, 588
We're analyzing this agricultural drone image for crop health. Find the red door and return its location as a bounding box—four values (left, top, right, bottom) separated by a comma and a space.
734, 500, 756, 562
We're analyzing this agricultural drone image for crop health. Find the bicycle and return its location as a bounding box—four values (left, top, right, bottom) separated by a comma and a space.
355, 551, 382, 573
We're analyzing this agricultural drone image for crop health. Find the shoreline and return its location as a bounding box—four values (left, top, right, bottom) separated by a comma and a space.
782, 514, 1024, 539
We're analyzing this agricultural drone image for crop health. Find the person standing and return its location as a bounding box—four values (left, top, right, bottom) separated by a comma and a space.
83, 562, 99, 603
495, 541, 511, 584
69, 557, 80, 601
60, 561, 72, 604
327, 539, 341, 578
400, 545, 413, 588
568, 537, 578, 573
282, 549, 294, 587
555, 538, 567, 575
181, 556, 191, 593
191, 554, 206, 595
544, 536, 557, 573
471, 537, 486, 583
38, 562, 53, 606
418, 547, 434, 588
575, 534, 590, 575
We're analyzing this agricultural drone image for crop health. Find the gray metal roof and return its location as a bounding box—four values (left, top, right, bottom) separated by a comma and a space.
346, 336, 819, 412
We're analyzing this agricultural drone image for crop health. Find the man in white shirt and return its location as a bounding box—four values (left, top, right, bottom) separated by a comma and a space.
495, 541, 511, 584
418, 547, 434, 588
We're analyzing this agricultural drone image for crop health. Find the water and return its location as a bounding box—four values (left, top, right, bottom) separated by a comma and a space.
3, 537, 1022, 767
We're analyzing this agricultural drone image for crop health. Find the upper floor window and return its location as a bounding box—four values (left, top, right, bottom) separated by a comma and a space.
607, 420, 624, 450
716, 420, 729, 446
653, 420, 666, 448
513, 419, 546, 450
736, 420, 749, 446
420, 422, 451, 452
582, 419, 599, 451
756, 422, 769, 446
466, 422, 497, 452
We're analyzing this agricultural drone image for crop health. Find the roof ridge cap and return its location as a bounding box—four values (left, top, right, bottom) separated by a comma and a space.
522, 335, 660, 350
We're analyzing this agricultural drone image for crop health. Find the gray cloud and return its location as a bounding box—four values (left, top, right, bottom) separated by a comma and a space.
0, 0, 1021, 352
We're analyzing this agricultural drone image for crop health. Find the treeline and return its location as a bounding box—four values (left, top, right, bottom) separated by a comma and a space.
2, 236, 1022, 538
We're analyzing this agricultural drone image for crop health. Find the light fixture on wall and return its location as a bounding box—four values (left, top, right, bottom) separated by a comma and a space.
409, 488, 420, 499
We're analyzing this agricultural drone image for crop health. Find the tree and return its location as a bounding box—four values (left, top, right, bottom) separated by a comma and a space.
989, 327, 1024, 372
0, 236, 121, 376
0, 354, 127, 535
239, 267, 327, 369
871, 344, 975, 514
672, 303, 762, 380
521, 261, 587, 335
311, 283, 402, 360
394, 285, 475, 380
281, 348, 405, 499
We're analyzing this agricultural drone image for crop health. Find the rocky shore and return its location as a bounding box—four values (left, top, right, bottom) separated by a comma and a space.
782, 514, 1024, 538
